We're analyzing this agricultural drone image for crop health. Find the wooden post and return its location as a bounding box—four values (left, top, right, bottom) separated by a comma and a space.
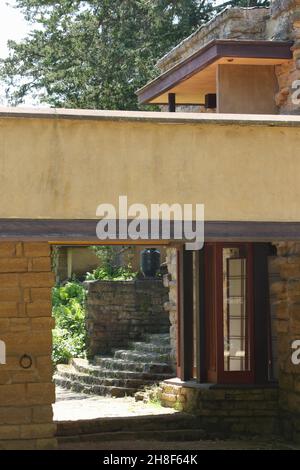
253, 243, 271, 384
179, 247, 194, 381
168, 93, 176, 112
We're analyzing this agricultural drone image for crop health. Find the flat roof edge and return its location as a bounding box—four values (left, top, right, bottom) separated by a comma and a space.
1, 107, 300, 127
137, 39, 293, 104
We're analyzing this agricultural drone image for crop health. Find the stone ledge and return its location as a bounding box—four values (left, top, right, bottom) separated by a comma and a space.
163, 377, 279, 390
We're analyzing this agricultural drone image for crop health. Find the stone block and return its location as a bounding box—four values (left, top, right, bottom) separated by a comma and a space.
26, 301, 52, 317
30, 287, 53, 302
26, 383, 55, 406
32, 405, 53, 424
0, 258, 28, 273
0, 274, 19, 287
20, 272, 54, 288
0, 243, 16, 258
0, 288, 21, 302
0, 407, 31, 425
29, 257, 52, 272
20, 423, 56, 439
23, 243, 51, 258
0, 302, 18, 317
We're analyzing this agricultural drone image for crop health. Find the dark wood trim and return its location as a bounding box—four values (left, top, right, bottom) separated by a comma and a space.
198, 248, 206, 382
176, 248, 182, 378
137, 39, 293, 104
168, 93, 176, 112
204, 243, 218, 383
179, 248, 194, 381
253, 243, 271, 384
0, 219, 299, 242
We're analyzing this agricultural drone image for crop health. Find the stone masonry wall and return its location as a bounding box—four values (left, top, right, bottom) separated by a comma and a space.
159, 381, 279, 438
270, 242, 300, 443
86, 279, 170, 356
271, 1, 300, 114
0, 242, 56, 450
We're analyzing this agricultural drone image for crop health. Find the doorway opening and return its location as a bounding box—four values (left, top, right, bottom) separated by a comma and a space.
50, 243, 177, 423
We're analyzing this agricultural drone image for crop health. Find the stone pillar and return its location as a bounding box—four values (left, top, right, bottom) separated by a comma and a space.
0, 242, 56, 450
164, 247, 178, 366
272, 0, 300, 113
271, 242, 300, 442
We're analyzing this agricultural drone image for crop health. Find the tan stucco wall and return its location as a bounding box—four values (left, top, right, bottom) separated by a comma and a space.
217, 64, 278, 114
1, 110, 300, 222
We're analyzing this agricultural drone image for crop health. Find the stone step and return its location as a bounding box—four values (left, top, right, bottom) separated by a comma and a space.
55, 366, 167, 389
94, 356, 173, 374
129, 341, 171, 354
54, 376, 136, 397
58, 428, 206, 445
144, 333, 171, 345
70, 359, 173, 381
113, 350, 170, 363
56, 413, 203, 437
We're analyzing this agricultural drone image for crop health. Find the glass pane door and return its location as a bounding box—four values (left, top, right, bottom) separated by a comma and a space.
222, 247, 250, 372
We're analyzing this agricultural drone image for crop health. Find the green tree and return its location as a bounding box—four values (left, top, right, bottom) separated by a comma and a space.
1, 0, 215, 109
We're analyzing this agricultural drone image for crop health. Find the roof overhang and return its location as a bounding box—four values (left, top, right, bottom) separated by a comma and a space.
137, 39, 293, 105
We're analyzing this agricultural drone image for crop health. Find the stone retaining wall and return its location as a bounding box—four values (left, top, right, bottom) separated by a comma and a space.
0, 242, 56, 450
86, 279, 170, 356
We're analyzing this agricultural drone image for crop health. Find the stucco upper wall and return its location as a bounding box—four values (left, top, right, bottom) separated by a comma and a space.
0, 109, 300, 222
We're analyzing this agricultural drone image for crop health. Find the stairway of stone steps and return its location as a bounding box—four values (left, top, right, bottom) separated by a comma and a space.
54, 334, 174, 398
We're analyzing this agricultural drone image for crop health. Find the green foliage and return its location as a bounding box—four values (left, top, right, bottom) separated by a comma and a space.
86, 246, 137, 280
52, 281, 87, 364
0, 0, 215, 108
85, 265, 137, 281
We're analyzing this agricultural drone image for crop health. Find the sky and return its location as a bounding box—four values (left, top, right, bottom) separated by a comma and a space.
0, 1, 30, 58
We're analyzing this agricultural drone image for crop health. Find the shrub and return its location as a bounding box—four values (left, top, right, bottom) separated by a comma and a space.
86, 245, 137, 281
52, 281, 87, 365
85, 265, 137, 281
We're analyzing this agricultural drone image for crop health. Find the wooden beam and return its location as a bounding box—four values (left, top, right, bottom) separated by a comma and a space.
0, 219, 299, 242
168, 93, 176, 112
137, 39, 293, 104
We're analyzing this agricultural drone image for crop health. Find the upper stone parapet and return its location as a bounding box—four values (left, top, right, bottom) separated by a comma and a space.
156, 7, 270, 73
